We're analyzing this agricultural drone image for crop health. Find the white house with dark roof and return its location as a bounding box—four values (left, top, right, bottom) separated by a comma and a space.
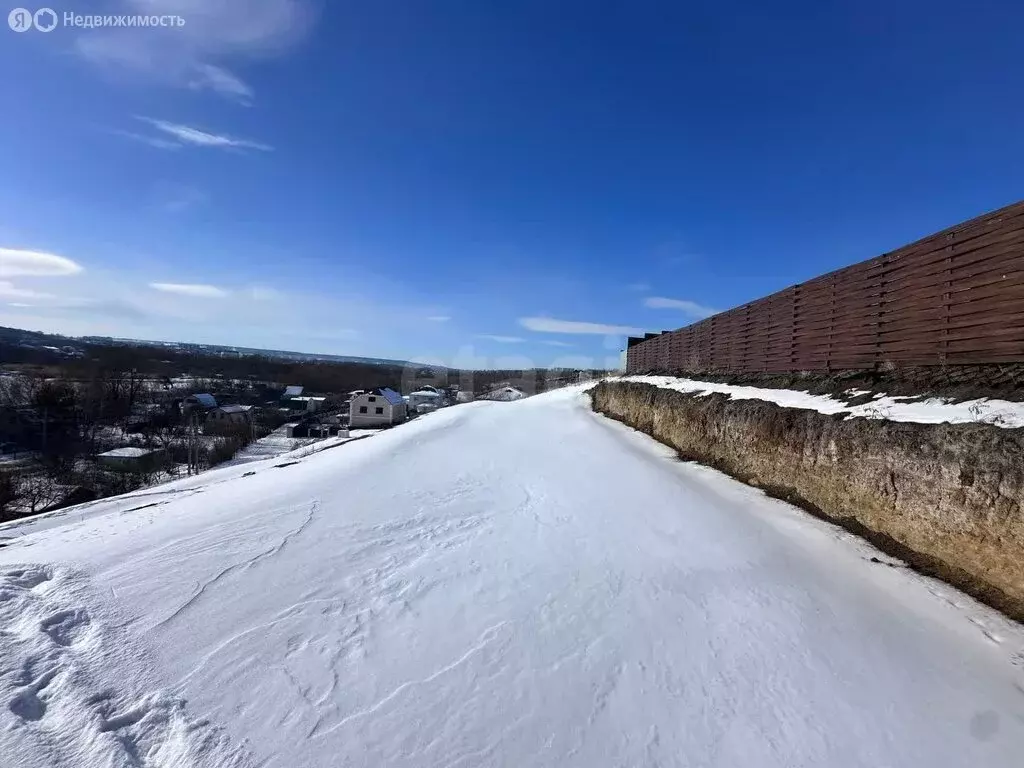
349, 388, 407, 427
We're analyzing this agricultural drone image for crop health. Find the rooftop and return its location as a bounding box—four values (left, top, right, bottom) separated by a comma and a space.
376, 388, 405, 406
98, 447, 159, 458
186, 393, 218, 409
216, 405, 253, 414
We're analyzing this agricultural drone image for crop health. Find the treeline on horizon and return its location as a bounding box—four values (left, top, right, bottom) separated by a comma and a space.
0, 332, 602, 396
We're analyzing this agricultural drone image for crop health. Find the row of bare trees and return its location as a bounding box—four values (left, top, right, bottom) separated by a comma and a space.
0, 367, 251, 521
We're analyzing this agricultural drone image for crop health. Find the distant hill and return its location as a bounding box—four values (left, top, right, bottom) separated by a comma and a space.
95, 338, 436, 369
0, 326, 439, 369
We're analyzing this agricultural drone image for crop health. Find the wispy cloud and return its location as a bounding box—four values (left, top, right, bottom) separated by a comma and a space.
112, 129, 183, 151
136, 117, 272, 151
188, 63, 254, 105
627, 282, 650, 292
476, 334, 525, 343
519, 317, 644, 336
74, 0, 317, 104
0, 248, 84, 278
149, 282, 228, 298
0, 270, 451, 360
541, 340, 573, 347
0, 281, 56, 300
643, 296, 718, 319
427, 315, 452, 322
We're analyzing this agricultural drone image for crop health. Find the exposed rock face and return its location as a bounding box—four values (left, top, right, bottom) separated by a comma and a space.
590, 380, 1024, 620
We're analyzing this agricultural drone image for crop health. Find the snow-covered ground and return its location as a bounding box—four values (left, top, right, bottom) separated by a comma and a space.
220, 426, 381, 467
219, 425, 322, 467
1, 386, 1023, 767
621, 374, 1024, 427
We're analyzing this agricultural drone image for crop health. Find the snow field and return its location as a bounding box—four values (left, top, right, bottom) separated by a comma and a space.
0, 387, 1022, 766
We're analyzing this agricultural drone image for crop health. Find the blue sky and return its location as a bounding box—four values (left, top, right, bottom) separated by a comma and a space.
2, 0, 1023, 368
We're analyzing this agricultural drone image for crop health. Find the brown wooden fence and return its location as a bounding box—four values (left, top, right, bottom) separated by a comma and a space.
626, 200, 1024, 374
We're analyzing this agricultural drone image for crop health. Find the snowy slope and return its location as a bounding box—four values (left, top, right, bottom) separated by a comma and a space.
621, 374, 1024, 427
2, 387, 1024, 767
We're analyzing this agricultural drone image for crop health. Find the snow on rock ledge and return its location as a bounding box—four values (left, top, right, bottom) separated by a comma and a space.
620, 375, 1024, 428
591, 379, 1024, 620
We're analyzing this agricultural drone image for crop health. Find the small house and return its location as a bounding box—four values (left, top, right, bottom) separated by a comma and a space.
205, 405, 253, 435
184, 393, 217, 410
179, 393, 218, 418
285, 396, 327, 413
350, 388, 407, 428
97, 447, 166, 473
286, 418, 349, 439
408, 389, 443, 414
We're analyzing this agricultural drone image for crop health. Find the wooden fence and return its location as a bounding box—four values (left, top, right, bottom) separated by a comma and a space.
626, 200, 1024, 374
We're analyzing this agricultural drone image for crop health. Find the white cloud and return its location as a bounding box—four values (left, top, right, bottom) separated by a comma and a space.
541, 340, 573, 347
136, 117, 272, 151
0, 267, 454, 360
519, 317, 645, 336
476, 334, 525, 343
7, 302, 33, 308
112, 130, 183, 151
74, 0, 317, 104
0, 281, 56, 300
427, 315, 452, 322
627, 282, 651, 292
0, 248, 84, 278
149, 282, 228, 298
188, 63, 254, 104
643, 296, 719, 319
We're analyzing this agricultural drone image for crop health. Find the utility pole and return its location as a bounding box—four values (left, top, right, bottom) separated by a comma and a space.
190, 412, 200, 475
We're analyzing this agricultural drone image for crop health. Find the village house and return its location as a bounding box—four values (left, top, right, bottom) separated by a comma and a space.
349, 388, 407, 428
205, 405, 254, 435
407, 389, 443, 414
287, 396, 327, 413
96, 447, 166, 473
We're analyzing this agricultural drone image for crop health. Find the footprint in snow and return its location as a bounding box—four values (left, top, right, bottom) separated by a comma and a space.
7, 667, 58, 722
40, 608, 92, 647
2, 565, 52, 590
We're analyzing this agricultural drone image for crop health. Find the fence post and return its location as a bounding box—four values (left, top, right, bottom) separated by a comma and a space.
790, 285, 800, 370
874, 255, 887, 370
826, 275, 836, 372
940, 232, 954, 366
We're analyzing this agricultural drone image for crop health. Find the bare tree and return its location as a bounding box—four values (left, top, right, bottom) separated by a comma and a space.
0, 472, 21, 522
17, 472, 66, 515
